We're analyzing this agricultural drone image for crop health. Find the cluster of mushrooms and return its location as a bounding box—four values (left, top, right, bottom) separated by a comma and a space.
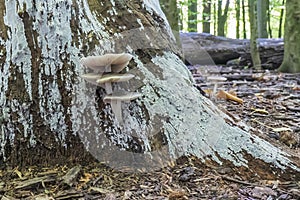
80, 53, 141, 124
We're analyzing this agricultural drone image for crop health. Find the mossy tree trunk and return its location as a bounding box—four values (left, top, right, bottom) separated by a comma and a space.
279, 0, 300, 73
0, 0, 299, 178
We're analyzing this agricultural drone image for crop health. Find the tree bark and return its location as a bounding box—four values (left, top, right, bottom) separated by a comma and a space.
0, 0, 299, 179
279, 0, 300, 73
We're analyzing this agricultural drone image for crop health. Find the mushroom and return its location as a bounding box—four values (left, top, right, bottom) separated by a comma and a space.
207, 76, 227, 95
81, 73, 135, 94
103, 92, 142, 123
96, 73, 135, 94
80, 53, 132, 73
80, 73, 103, 85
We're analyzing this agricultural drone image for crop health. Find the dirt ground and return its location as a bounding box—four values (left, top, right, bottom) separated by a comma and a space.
0, 67, 299, 199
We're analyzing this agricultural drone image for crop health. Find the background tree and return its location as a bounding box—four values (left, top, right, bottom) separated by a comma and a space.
202, 0, 212, 33
0, 0, 299, 178
257, 0, 269, 38
279, 0, 300, 72
242, 0, 247, 38
160, 0, 181, 45
217, 0, 230, 36
188, 0, 198, 32
235, 0, 241, 38
248, 0, 262, 69
278, 0, 285, 38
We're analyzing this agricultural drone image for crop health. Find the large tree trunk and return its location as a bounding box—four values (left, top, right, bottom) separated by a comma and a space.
0, 0, 299, 178
279, 0, 300, 73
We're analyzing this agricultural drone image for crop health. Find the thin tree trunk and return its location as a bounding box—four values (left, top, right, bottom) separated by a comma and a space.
188, 0, 198, 32
257, 0, 268, 38
160, 0, 181, 46
242, 0, 247, 38
278, 0, 285, 38
217, 0, 230, 36
236, 0, 241, 38
248, 0, 261, 69
202, 0, 211, 33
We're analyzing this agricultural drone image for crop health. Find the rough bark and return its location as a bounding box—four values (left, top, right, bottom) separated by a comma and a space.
279, 0, 300, 73
180, 32, 284, 69
0, 0, 299, 179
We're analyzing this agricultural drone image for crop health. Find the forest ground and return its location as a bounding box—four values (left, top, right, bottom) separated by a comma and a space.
0, 66, 299, 199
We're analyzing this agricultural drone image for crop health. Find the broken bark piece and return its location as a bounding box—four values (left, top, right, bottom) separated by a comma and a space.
61, 166, 81, 187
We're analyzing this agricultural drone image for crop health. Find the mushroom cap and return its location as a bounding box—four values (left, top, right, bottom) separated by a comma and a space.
207, 76, 227, 82
81, 73, 103, 85
96, 73, 135, 84
103, 92, 142, 103
80, 53, 132, 72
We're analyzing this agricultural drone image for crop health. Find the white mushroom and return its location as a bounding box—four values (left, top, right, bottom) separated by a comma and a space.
103, 92, 142, 123
207, 76, 227, 95
80, 73, 103, 85
80, 53, 132, 73
97, 73, 135, 94
81, 73, 135, 94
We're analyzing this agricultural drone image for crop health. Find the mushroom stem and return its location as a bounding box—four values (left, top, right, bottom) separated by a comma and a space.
213, 83, 218, 95
105, 82, 113, 94
110, 100, 123, 124
106, 65, 112, 73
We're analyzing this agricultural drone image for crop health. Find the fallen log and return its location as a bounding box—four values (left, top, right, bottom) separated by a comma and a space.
180, 32, 284, 69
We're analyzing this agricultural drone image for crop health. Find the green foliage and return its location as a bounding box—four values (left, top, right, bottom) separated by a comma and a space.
175, 0, 286, 38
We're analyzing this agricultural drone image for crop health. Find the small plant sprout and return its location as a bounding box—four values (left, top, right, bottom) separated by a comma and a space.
207, 76, 227, 95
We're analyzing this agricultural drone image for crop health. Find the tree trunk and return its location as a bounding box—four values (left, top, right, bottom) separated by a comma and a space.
202, 0, 211, 33
188, 0, 198, 32
217, 0, 230, 36
257, 0, 269, 38
278, 0, 285, 38
279, 0, 300, 73
248, 0, 262, 69
160, 0, 181, 46
235, 0, 241, 38
0, 0, 299, 178
242, 0, 247, 38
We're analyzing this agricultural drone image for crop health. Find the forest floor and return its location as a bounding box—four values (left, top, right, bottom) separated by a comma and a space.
0, 67, 299, 199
